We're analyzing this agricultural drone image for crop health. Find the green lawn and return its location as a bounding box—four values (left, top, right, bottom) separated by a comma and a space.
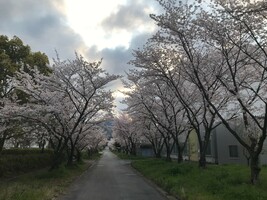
130, 158, 267, 200
0, 152, 101, 200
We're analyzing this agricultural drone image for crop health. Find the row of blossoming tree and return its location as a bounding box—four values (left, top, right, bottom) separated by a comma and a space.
0, 35, 119, 169
0, 35, 52, 151
113, 0, 267, 184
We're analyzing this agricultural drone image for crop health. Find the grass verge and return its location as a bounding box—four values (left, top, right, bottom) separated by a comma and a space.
113, 151, 144, 160
0, 153, 101, 200
128, 158, 267, 200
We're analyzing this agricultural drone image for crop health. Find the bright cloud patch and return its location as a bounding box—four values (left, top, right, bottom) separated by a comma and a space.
64, 0, 130, 50
64, 0, 157, 50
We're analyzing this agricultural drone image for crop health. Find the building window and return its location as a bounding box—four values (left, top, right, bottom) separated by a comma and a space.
229, 145, 238, 157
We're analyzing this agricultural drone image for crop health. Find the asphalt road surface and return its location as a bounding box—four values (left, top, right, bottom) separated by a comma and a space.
60, 148, 168, 200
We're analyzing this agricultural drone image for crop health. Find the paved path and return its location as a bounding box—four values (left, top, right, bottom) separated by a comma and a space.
60, 149, 168, 200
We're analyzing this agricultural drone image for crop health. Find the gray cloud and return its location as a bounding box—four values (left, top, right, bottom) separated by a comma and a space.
101, 0, 159, 32
86, 32, 152, 75
0, 0, 54, 20
101, 47, 132, 75
0, 0, 85, 60
101, 5, 147, 31
129, 32, 153, 50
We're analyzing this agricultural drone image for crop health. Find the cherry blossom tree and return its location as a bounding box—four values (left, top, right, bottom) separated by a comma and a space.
123, 67, 192, 162
199, 0, 267, 184
129, 43, 225, 167
149, 0, 267, 183
77, 125, 107, 161
123, 83, 173, 160
129, 111, 164, 158
1, 54, 119, 168
113, 113, 141, 155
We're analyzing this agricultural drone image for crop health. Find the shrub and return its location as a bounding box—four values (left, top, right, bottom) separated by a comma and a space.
0, 148, 53, 177
1, 148, 53, 155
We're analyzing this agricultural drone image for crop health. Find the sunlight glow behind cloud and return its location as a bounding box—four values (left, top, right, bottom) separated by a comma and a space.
64, 0, 157, 51
64, 0, 133, 50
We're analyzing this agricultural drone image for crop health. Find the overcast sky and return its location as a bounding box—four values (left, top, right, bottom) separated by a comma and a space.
0, 0, 161, 111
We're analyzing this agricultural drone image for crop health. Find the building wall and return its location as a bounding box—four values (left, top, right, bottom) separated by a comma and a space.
187, 130, 199, 162
260, 140, 267, 165
138, 148, 154, 157
206, 131, 218, 164
137, 124, 267, 165
137, 144, 155, 157
213, 124, 247, 165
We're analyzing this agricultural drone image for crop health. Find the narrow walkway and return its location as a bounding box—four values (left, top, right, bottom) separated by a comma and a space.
60, 149, 168, 200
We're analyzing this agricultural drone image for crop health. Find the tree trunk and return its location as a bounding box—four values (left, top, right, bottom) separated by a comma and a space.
76, 149, 82, 163
165, 145, 172, 162
163, 137, 172, 162
151, 142, 162, 158
50, 137, 67, 170
250, 155, 261, 184
177, 146, 183, 163
0, 138, 5, 153
39, 140, 45, 153
124, 146, 129, 155
87, 149, 92, 158
130, 143, 136, 156
199, 151, 206, 168
50, 148, 65, 170
198, 139, 208, 168
152, 144, 158, 157
67, 146, 75, 166
246, 157, 250, 167
155, 151, 161, 158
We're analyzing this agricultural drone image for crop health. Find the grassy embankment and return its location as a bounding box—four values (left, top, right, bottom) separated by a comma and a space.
0, 149, 101, 200
116, 152, 267, 200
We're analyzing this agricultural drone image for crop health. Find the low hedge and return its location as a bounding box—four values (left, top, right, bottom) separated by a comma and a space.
0, 148, 53, 177
1, 148, 53, 155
